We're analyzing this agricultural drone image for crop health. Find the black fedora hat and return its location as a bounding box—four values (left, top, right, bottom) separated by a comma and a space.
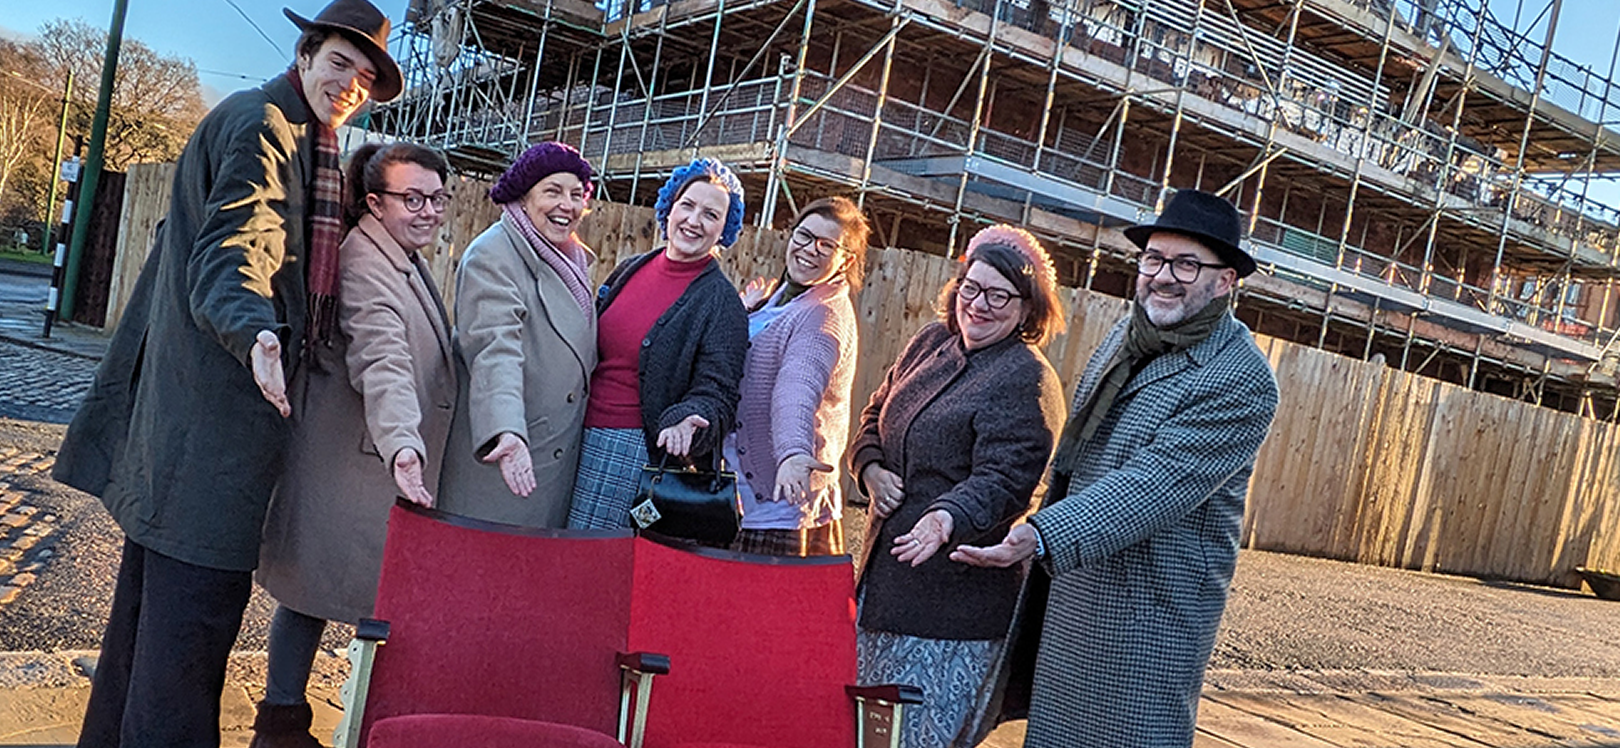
1123, 189, 1257, 278
285, 0, 403, 102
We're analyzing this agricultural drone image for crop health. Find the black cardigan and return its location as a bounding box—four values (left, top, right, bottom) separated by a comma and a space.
850, 322, 1065, 640
596, 250, 748, 464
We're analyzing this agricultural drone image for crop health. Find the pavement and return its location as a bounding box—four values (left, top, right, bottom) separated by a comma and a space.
4, 259, 1620, 746
0, 259, 110, 426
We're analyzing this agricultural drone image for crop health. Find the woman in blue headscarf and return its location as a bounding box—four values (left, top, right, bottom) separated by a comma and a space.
567, 158, 749, 531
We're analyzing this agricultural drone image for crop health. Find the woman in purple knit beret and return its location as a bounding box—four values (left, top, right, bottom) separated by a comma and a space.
435, 141, 601, 527
726, 196, 871, 556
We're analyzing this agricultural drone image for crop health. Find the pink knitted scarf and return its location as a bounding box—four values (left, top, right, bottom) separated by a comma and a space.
503, 203, 593, 314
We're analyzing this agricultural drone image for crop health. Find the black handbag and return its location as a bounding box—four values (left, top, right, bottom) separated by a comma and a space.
629, 452, 741, 546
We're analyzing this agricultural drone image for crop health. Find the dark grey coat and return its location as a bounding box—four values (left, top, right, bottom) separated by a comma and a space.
53, 74, 314, 572
595, 250, 748, 466
849, 321, 1064, 640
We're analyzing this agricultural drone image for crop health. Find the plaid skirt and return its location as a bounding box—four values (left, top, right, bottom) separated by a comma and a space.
567, 427, 648, 530
856, 628, 1000, 748
729, 521, 845, 557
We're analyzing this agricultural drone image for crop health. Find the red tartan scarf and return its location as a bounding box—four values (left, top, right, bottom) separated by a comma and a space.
287, 68, 345, 352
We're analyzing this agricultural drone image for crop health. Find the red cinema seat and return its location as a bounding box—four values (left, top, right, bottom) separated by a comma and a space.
333, 503, 667, 748
335, 504, 914, 748
367, 714, 625, 748
625, 536, 920, 748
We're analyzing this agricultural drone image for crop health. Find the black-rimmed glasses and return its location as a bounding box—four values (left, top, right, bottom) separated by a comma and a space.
958, 279, 1023, 310
1134, 252, 1228, 284
789, 227, 843, 259
379, 190, 450, 213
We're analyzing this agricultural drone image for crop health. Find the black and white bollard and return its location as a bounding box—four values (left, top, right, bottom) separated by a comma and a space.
43, 157, 81, 339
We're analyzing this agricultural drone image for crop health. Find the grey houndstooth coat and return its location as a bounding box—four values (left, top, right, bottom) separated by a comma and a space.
1022, 309, 1278, 748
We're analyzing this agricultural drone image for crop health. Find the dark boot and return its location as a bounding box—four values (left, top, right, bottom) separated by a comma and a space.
248, 700, 322, 748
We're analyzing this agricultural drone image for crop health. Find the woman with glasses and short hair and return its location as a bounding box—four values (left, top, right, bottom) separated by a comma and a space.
254, 141, 456, 744
726, 196, 870, 557
435, 141, 600, 528
849, 224, 1067, 748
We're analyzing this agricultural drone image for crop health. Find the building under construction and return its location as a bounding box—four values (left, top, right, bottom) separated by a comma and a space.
375, 0, 1620, 417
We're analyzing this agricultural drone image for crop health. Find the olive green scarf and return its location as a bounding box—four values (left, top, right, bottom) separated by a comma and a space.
1050, 296, 1230, 481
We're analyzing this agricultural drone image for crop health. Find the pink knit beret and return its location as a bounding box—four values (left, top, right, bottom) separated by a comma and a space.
965, 224, 1057, 290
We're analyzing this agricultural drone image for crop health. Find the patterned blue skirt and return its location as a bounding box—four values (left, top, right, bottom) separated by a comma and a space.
856, 628, 1001, 748
567, 427, 647, 530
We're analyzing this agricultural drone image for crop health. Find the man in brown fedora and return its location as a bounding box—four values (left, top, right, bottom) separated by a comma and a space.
52, 1, 401, 745
954, 189, 1280, 747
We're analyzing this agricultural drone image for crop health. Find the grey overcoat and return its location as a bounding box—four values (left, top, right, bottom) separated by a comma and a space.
257, 216, 457, 623
436, 214, 597, 527
52, 75, 315, 572
1021, 310, 1279, 748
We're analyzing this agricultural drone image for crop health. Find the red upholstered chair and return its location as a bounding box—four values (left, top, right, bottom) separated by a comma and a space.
625, 536, 921, 748
336, 504, 915, 748
367, 714, 625, 748
333, 504, 669, 748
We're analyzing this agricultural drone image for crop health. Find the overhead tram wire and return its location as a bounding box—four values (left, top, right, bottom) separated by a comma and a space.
220, 0, 285, 55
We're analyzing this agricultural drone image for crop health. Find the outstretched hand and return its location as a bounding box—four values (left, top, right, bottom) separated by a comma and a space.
892, 509, 953, 567
251, 330, 290, 418
483, 432, 535, 497
656, 414, 710, 458
773, 454, 834, 504
741, 276, 779, 309
951, 523, 1039, 568
392, 448, 434, 507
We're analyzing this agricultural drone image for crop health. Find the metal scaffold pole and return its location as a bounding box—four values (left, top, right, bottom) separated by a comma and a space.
1153, 0, 1210, 213
1487, 0, 1563, 319
1417, 0, 1486, 299
946, 0, 1001, 257
857, 12, 901, 209
761, 0, 817, 227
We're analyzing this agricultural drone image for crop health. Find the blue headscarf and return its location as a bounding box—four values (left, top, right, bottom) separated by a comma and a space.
653, 158, 745, 248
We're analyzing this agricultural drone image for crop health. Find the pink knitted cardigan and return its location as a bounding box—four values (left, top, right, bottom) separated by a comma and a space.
732, 280, 859, 528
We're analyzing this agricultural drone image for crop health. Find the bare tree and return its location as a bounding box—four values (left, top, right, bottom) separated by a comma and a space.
0, 40, 52, 225
34, 18, 206, 169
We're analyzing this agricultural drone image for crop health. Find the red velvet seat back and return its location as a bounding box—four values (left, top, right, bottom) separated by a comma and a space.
626, 539, 859, 748
361, 505, 636, 744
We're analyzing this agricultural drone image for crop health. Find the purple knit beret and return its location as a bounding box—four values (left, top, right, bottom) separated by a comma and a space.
489, 141, 596, 204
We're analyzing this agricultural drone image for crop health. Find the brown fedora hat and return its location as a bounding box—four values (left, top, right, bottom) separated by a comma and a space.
285, 0, 403, 102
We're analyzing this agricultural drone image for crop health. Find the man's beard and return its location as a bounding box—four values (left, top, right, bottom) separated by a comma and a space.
1142, 280, 1218, 328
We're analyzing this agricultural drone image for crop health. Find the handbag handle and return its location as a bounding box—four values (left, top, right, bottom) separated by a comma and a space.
650, 450, 730, 494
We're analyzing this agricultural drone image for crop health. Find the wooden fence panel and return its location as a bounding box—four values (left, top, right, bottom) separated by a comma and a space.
106, 163, 176, 330
105, 163, 1620, 588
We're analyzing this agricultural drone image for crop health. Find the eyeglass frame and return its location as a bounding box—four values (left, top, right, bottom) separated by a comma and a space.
788, 226, 845, 259
377, 189, 451, 213
1134, 251, 1230, 284
957, 278, 1025, 310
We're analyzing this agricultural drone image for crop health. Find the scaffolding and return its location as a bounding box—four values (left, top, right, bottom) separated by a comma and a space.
377, 0, 1620, 417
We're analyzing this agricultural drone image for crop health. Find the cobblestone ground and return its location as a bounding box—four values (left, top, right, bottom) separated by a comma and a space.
0, 448, 59, 608
0, 340, 97, 424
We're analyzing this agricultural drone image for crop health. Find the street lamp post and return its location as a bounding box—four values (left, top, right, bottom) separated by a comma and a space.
2, 69, 73, 256
41, 71, 74, 257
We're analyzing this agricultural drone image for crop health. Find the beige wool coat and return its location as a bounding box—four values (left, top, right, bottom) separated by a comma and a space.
435, 214, 597, 527
257, 216, 457, 623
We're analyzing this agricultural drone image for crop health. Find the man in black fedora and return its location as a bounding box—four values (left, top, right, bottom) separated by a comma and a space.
52, 1, 401, 745
954, 189, 1280, 747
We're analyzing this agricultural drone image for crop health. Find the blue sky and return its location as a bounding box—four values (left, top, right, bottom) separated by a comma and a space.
0, 0, 412, 104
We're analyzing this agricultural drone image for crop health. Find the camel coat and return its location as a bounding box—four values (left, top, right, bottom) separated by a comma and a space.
436, 214, 597, 527
257, 216, 457, 623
